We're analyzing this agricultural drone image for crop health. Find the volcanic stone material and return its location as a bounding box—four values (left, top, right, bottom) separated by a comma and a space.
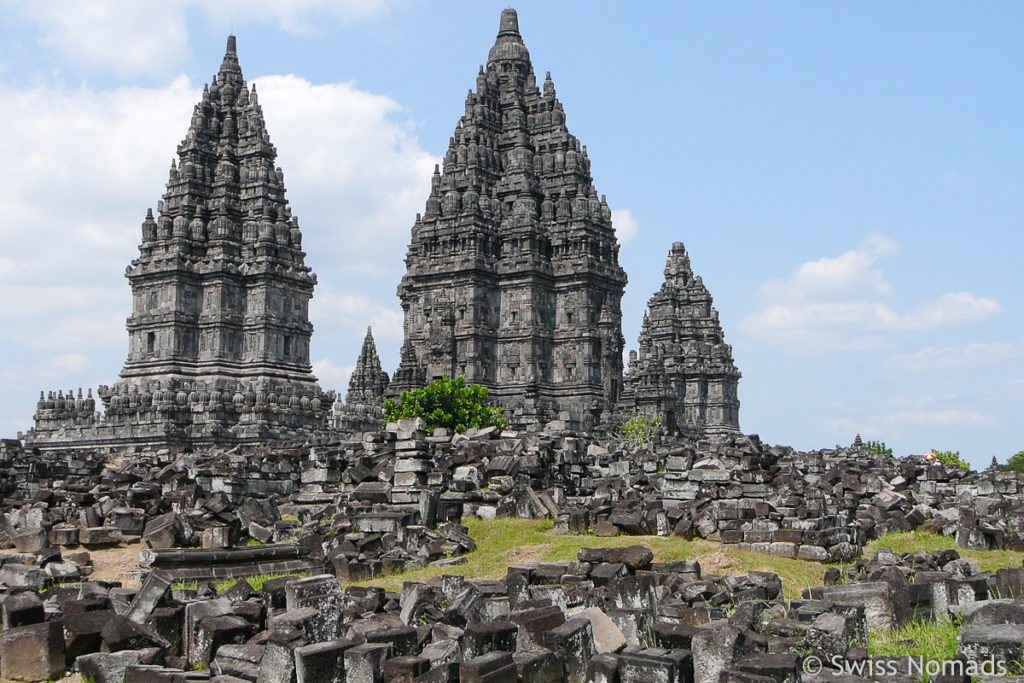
393, 8, 628, 429
0, 621, 65, 682
620, 242, 741, 435
27, 36, 333, 451
334, 327, 391, 433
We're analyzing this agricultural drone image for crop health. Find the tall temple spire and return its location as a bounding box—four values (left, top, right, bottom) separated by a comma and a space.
394, 8, 627, 429
28, 35, 332, 449
218, 35, 241, 81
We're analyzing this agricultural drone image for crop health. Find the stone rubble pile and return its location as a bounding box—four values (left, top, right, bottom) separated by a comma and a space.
0, 544, 1020, 682
5, 419, 1024, 579
0, 435, 476, 586
367, 425, 1024, 558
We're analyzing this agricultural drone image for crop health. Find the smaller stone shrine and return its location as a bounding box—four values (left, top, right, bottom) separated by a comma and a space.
333, 327, 391, 433
619, 242, 741, 435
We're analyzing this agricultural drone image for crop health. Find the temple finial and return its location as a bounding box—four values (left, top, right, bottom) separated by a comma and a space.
498, 8, 520, 36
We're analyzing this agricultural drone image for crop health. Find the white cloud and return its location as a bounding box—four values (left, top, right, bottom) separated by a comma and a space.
894, 293, 1001, 330
1006, 379, 1024, 401
14, 0, 394, 78
825, 405, 997, 446
0, 76, 200, 268
252, 74, 437, 278
43, 354, 92, 376
761, 233, 897, 304
611, 209, 638, 245
890, 409, 996, 430
0, 285, 124, 319
740, 234, 1000, 350
310, 287, 404, 344
0, 77, 198, 359
18, 1, 191, 78
823, 417, 882, 441
888, 338, 1024, 372
201, 0, 393, 34
312, 359, 354, 390
0, 63, 433, 432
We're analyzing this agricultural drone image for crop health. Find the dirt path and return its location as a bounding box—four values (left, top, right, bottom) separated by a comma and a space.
507, 543, 554, 565
85, 541, 146, 586
691, 548, 744, 575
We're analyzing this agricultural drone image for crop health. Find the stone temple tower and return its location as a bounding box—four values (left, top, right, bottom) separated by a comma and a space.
620, 242, 741, 435
333, 327, 390, 433
393, 8, 628, 428
28, 37, 333, 449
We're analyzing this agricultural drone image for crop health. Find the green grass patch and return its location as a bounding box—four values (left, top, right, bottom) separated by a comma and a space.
345, 517, 834, 597
866, 530, 1024, 573
171, 526, 1024, 607
868, 618, 961, 682
171, 571, 308, 594
214, 571, 308, 593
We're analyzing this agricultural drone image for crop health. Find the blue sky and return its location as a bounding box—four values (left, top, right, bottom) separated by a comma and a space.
0, 1, 1021, 467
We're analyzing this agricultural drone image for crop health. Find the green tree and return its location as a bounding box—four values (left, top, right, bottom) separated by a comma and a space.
383, 375, 507, 434
929, 449, 970, 470
1002, 451, 1024, 473
618, 413, 662, 452
863, 440, 893, 455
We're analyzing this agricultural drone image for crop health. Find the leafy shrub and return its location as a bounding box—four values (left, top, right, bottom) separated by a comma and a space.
383, 375, 507, 434
618, 413, 662, 452
863, 440, 893, 455
1002, 451, 1024, 473
929, 449, 970, 470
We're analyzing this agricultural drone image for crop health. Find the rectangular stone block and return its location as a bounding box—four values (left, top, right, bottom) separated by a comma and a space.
459, 651, 517, 683
80, 526, 124, 546
1, 593, 44, 629
821, 582, 894, 631
618, 647, 692, 683
0, 621, 65, 682
126, 569, 173, 625
344, 642, 391, 683
294, 638, 354, 683
382, 654, 430, 682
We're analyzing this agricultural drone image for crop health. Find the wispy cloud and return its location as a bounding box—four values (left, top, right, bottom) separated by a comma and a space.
13, 0, 396, 78
740, 233, 1000, 351
0, 62, 433, 429
312, 359, 355, 391
611, 209, 639, 245
888, 338, 1024, 372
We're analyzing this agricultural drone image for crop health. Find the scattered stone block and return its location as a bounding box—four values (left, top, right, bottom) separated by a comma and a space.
0, 621, 65, 682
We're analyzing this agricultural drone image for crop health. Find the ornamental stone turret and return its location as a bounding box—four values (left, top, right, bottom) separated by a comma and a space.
26, 36, 334, 449
334, 327, 390, 433
393, 8, 628, 429
620, 242, 741, 436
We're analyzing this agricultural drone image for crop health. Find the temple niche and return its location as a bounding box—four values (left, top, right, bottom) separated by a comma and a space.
392, 9, 628, 430
26, 37, 333, 450
620, 242, 741, 436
